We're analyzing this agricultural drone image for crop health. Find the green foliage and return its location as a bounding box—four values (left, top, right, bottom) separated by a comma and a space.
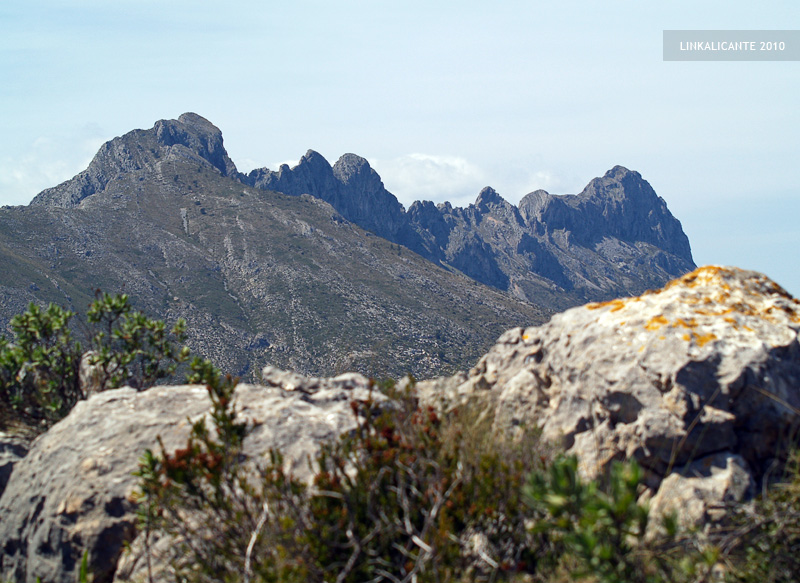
0, 293, 190, 431
86, 291, 190, 390
524, 455, 715, 583
0, 302, 82, 427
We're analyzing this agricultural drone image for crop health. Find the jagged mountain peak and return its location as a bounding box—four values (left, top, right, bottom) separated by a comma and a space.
177, 112, 221, 132
332, 153, 377, 184
581, 165, 658, 205
474, 186, 507, 210
299, 149, 331, 167
30, 113, 237, 208
602, 164, 635, 180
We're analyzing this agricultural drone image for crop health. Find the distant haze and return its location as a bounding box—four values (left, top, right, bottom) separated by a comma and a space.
1, 1, 797, 295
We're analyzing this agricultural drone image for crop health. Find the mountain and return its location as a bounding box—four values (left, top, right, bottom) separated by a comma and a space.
247, 151, 695, 309
1, 115, 548, 380
1, 112, 694, 379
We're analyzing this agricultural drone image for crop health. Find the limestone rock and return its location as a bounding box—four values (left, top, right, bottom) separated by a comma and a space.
426, 266, 800, 519
648, 452, 754, 531
0, 373, 384, 583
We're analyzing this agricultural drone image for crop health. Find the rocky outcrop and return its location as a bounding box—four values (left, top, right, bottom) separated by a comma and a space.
0, 373, 383, 583
418, 266, 800, 527
30, 113, 238, 208
246, 150, 410, 243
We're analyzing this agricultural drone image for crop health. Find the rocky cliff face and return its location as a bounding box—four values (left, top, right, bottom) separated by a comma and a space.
405, 166, 695, 308
247, 151, 409, 244
30, 113, 238, 209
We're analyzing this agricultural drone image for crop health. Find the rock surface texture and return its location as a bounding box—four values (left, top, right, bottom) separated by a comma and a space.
419, 265, 800, 527
0, 373, 382, 583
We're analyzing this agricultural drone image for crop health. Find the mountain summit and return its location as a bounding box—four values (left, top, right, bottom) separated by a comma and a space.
4, 113, 696, 376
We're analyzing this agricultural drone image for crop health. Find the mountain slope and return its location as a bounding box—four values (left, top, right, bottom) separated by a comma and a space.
2, 116, 549, 379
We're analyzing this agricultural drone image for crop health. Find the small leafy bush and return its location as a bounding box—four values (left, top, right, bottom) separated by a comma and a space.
85, 292, 190, 391
524, 455, 717, 583
0, 302, 82, 427
0, 292, 190, 430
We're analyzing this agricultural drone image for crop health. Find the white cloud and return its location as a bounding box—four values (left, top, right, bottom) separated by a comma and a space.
370, 153, 488, 209
0, 126, 107, 207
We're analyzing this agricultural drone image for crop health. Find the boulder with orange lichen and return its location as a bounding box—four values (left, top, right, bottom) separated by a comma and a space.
417, 265, 800, 527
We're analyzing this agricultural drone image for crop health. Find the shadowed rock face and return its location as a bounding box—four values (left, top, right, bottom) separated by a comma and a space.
417, 265, 800, 528
247, 150, 408, 243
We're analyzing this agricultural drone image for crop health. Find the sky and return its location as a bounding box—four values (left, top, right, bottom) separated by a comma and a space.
1, 1, 798, 295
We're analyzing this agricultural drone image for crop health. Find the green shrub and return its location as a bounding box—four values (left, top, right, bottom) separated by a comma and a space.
0, 302, 82, 427
85, 292, 190, 390
524, 455, 717, 583
0, 293, 190, 431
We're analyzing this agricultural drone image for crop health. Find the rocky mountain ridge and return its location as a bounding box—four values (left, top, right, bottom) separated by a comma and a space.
2, 115, 550, 380
28, 113, 695, 309
2, 112, 694, 379
244, 146, 696, 308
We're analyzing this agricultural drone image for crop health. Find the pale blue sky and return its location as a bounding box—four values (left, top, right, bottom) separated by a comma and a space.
1, 1, 798, 295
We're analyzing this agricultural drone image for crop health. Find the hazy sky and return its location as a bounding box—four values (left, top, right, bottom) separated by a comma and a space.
1, 1, 798, 295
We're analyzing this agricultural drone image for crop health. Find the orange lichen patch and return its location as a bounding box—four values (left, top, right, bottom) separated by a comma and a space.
645, 315, 668, 331
682, 333, 692, 342
695, 333, 717, 347
693, 307, 733, 317
724, 317, 737, 325
587, 298, 628, 311
672, 318, 698, 329
659, 335, 666, 340
664, 265, 739, 291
